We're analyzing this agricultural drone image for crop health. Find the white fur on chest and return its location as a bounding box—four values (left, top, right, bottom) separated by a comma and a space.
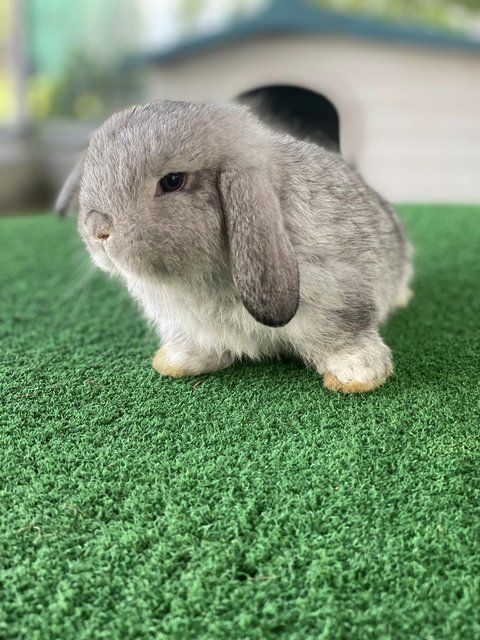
124, 273, 298, 359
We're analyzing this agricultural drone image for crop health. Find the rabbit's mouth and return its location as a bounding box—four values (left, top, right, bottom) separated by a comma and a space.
89, 244, 119, 275
100, 243, 169, 281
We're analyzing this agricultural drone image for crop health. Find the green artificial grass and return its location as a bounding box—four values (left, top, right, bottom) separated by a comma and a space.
0, 205, 479, 640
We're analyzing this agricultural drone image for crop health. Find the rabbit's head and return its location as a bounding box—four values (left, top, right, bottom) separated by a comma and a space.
68, 100, 299, 327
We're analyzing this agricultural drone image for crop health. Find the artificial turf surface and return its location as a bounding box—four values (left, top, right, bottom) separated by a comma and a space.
0, 205, 479, 640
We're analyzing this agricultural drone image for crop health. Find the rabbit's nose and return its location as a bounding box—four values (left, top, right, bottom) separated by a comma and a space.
86, 210, 112, 241
96, 230, 110, 241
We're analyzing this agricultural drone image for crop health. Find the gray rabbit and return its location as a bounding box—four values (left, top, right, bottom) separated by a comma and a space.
57, 100, 413, 393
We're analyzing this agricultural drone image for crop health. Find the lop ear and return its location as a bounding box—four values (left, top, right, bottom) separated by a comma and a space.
54, 155, 84, 217
218, 166, 299, 327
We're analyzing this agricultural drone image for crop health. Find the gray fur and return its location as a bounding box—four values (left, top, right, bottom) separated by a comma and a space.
65, 99, 413, 386
218, 165, 299, 327
334, 302, 377, 335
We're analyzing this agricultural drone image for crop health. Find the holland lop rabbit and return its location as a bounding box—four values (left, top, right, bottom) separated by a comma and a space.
57, 100, 413, 393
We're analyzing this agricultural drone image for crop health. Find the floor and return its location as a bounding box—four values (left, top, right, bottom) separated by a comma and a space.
1, 205, 479, 639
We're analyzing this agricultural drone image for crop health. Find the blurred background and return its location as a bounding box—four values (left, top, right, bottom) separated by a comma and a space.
1, 0, 479, 215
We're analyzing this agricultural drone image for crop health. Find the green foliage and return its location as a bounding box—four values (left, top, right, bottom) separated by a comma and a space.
177, 0, 479, 34
179, 0, 204, 27
453, 0, 480, 9
310, 0, 479, 30
177, 0, 262, 28
29, 54, 144, 121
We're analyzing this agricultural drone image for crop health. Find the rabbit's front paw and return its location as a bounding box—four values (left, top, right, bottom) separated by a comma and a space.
396, 285, 414, 309
152, 345, 233, 378
322, 333, 393, 394
152, 346, 193, 378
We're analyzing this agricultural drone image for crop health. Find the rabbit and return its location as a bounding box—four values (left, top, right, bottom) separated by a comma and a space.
57, 99, 413, 393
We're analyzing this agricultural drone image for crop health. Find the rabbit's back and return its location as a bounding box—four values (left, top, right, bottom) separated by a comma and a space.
274, 135, 412, 320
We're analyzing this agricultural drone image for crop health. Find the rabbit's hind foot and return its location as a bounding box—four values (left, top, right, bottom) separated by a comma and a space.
321, 332, 393, 394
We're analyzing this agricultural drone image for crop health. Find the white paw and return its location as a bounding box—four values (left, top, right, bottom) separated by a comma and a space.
323, 334, 393, 393
396, 285, 414, 309
152, 345, 233, 378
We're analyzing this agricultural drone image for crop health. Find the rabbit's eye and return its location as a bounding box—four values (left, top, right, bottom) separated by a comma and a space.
156, 172, 186, 195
